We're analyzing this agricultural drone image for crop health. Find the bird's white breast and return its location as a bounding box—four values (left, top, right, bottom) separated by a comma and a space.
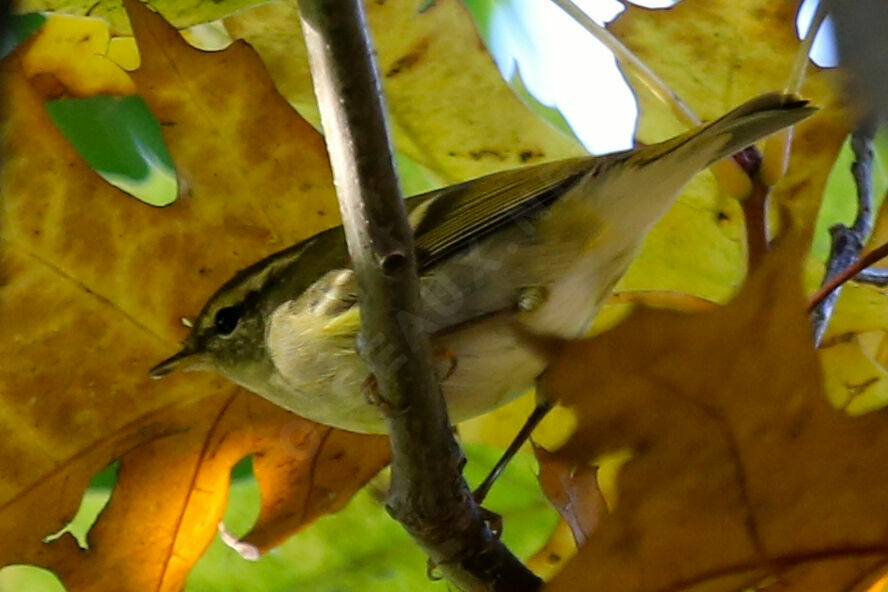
266, 303, 545, 434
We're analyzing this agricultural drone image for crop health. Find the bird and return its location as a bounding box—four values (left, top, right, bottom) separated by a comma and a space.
150, 92, 814, 438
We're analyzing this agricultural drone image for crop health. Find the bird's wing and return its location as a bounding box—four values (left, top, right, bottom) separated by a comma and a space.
407, 156, 599, 270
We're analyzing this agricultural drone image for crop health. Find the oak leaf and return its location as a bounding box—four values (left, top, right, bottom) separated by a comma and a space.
223, 0, 587, 184
611, 0, 849, 302
0, 3, 389, 591
540, 238, 888, 592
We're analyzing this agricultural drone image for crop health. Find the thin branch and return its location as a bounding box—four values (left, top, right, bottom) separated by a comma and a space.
297, 2, 540, 591
856, 267, 888, 286
786, 0, 828, 94
809, 241, 888, 311
809, 115, 880, 345
760, 1, 828, 187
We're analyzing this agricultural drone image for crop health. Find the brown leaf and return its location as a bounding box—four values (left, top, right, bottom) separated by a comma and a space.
541, 238, 888, 592
0, 2, 389, 590
535, 445, 604, 547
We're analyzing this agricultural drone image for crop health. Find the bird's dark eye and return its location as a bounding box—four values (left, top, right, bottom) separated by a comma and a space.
213, 305, 243, 335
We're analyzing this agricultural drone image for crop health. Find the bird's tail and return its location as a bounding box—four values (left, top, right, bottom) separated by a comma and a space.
645, 92, 816, 169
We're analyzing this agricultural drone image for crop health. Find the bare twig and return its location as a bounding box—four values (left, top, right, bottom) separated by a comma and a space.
809, 115, 879, 344
760, 0, 827, 187
856, 267, 888, 286
297, 2, 540, 590
808, 241, 888, 313
786, 0, 828, 95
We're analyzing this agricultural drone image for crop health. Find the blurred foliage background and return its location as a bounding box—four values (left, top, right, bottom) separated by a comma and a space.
2, 0, 887, 590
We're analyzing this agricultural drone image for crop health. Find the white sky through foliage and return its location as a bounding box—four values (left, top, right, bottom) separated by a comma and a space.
481, 0, 838, 155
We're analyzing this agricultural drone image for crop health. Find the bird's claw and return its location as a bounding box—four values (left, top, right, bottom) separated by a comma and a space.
362, 374, 394, 416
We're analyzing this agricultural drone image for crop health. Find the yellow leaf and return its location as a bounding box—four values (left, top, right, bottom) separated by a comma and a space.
820, 335, 888, 415
0, 3, 389, 590
223, 0, 586, 184
22, 14, 136, 96
609, 0, 850, 301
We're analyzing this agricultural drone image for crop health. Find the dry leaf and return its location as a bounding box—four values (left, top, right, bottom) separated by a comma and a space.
535, 446, 604, 547
540, 238, 888, 592
0, 3, 389, 590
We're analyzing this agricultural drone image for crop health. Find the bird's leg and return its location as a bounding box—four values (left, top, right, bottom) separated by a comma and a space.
518, 285, 549, 313
361, 373, 396, 416
480, 506, 504, 538
362, 347, 456, 417
473, 396, 553, 505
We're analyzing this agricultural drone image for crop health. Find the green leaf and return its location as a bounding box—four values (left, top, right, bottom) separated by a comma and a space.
0, 13, 47, 59
461, 0, 498, 38
186, 444, 557, 591
0, 566, 65, 592
45, 95, 178, 207
509, 66, 580, 143
42, 462, 118, 549
396, 152, 445, 196
461, 0, 582, 146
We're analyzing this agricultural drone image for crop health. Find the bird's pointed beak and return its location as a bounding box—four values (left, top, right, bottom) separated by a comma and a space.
150, 346, 201, 379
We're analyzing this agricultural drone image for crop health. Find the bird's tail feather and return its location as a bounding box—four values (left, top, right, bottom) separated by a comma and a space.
680, 92, 816, 167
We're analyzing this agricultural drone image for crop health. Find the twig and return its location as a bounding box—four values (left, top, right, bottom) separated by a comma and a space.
856, 267, 888, 286
786, 0, 827, 94
760, 1, 827, 187
808, 241, 888, 313
297, 3, 540, 590
742, 179, 770, 269
809, 115, 879, 345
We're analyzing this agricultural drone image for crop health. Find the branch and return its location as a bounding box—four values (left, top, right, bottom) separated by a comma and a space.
856, 267, 888, 286
786, 0, 827, 95
809, 115, 878, 345
808, 241, 888, 312
297, 2, 540, 590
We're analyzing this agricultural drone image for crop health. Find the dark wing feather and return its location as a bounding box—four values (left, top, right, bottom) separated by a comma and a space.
409, 156, 599, 269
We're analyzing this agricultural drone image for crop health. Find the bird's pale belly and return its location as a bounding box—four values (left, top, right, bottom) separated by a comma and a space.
264, 312, 547, 434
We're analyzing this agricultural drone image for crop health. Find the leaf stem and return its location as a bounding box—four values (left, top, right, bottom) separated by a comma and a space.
786, 0, 827, 94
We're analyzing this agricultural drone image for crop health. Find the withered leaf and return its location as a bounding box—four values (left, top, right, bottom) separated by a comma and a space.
0, 2, 389, 590
541, 239, 888, 592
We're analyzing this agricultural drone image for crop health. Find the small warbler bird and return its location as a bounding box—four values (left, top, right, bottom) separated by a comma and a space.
151, 93, 814, 434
